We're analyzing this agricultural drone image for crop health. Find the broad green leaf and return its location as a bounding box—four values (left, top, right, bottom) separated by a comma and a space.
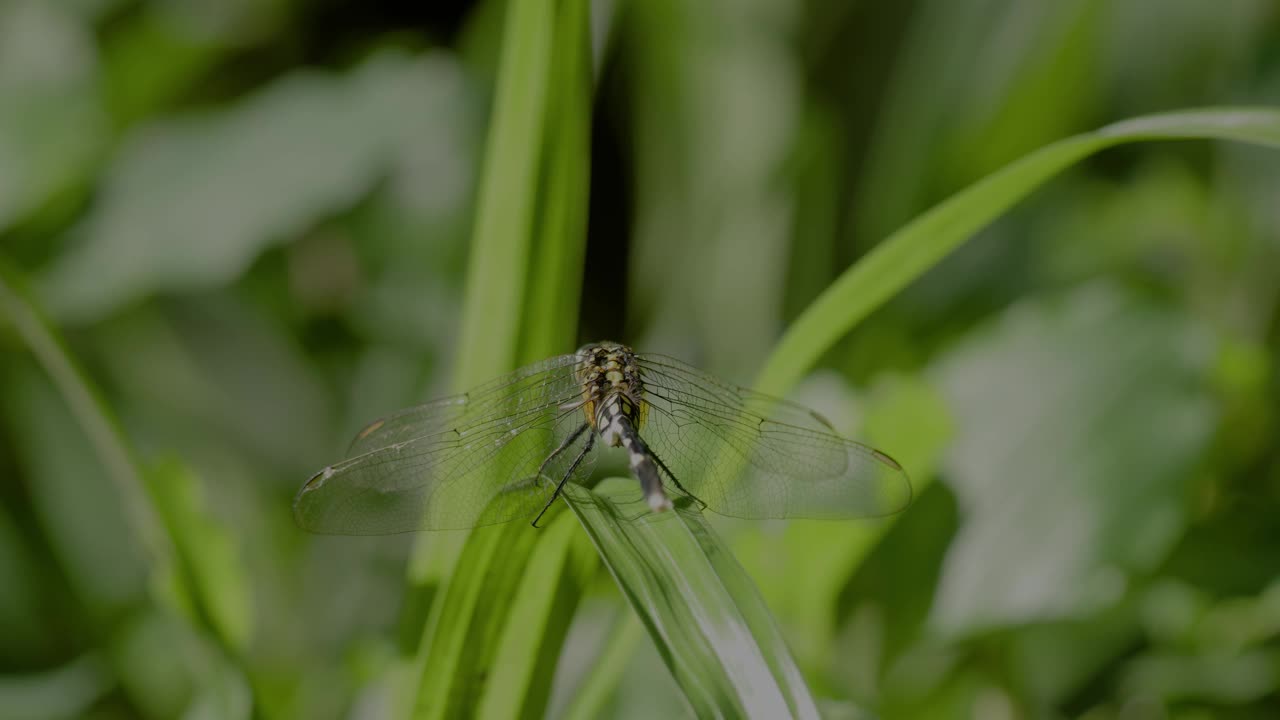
756, 107, 1280, 397
0, 654, 112, 720
1122, 650, 1279, 705
91, 302, 334, 476
565, 480, 820, 720
180, 651, 252, 720
110, 610, 204, 719
929, 283, 1216, 632
146, 457, 253, 653
39, 50, 471, 322
0, 1, 106, 231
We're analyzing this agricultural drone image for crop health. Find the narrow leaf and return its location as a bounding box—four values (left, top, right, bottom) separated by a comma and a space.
756, 107, 1280, 397
475, 512, 598, 719
409, 522, 541, 720
453, 0, 555, 379
521, 0, 593, 359
481, 0, 598, 710
0, 260, 169, 572
558, 613, 644, 720
403, 6, 591, 720
565, 481, 820, 720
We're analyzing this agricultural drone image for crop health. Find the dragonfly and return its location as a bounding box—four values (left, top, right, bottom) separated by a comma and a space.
293, 342, 912, 534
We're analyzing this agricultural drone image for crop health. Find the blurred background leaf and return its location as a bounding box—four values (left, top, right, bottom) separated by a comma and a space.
0, 1, 107, 232
39, 50, 472, 324
931, 282, 1215, 632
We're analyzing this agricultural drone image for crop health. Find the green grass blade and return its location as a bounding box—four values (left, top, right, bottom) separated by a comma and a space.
452, 0, 555, 380
409, 521, 543, 720
480, 0, 597, 709
756, 107, 1280, 396
475, 512, 598, 719
558, 613, 644, 720
564, 481, 821, 720
403, 0, 556, 632
405, 509, 591, 720
521, 0, 593, 360
405, 3, 599, 718
0, 260, 168, 567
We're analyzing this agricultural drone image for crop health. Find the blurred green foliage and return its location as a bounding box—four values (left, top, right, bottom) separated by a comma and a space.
2, 0, 1280, 718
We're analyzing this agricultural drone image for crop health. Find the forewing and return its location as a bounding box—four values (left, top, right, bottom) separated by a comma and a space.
294, 355, 595, 533
635, 354, 911, 520
346, 354, 582, 456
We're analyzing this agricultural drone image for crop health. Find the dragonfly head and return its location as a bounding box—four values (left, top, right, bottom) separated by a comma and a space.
575, 340, 631, 358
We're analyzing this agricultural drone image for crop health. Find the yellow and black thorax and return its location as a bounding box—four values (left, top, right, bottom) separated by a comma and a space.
575, 342, 647, 444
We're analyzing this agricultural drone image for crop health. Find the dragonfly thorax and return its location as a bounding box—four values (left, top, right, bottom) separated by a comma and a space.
575, 342, 645, 446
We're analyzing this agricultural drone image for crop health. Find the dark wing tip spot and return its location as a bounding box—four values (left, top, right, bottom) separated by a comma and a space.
300, 466, 334, 494
871, 449, 914, 515
872, 448, 905, 472
355, 419, 386, 441
292, 471, 328, 530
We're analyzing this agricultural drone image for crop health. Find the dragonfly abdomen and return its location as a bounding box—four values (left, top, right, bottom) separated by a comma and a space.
574, 342, 672, 512
616, 416, 673, 512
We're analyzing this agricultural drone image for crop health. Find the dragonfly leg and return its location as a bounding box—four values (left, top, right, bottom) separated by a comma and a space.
529, 425, 593, 527
533, 422, 588, 482
649, 446, 708, 512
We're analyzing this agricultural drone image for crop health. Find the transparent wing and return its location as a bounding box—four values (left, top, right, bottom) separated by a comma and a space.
345, 353, 578, 455
293, 355, 597, 534
635, 354, 912, 520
